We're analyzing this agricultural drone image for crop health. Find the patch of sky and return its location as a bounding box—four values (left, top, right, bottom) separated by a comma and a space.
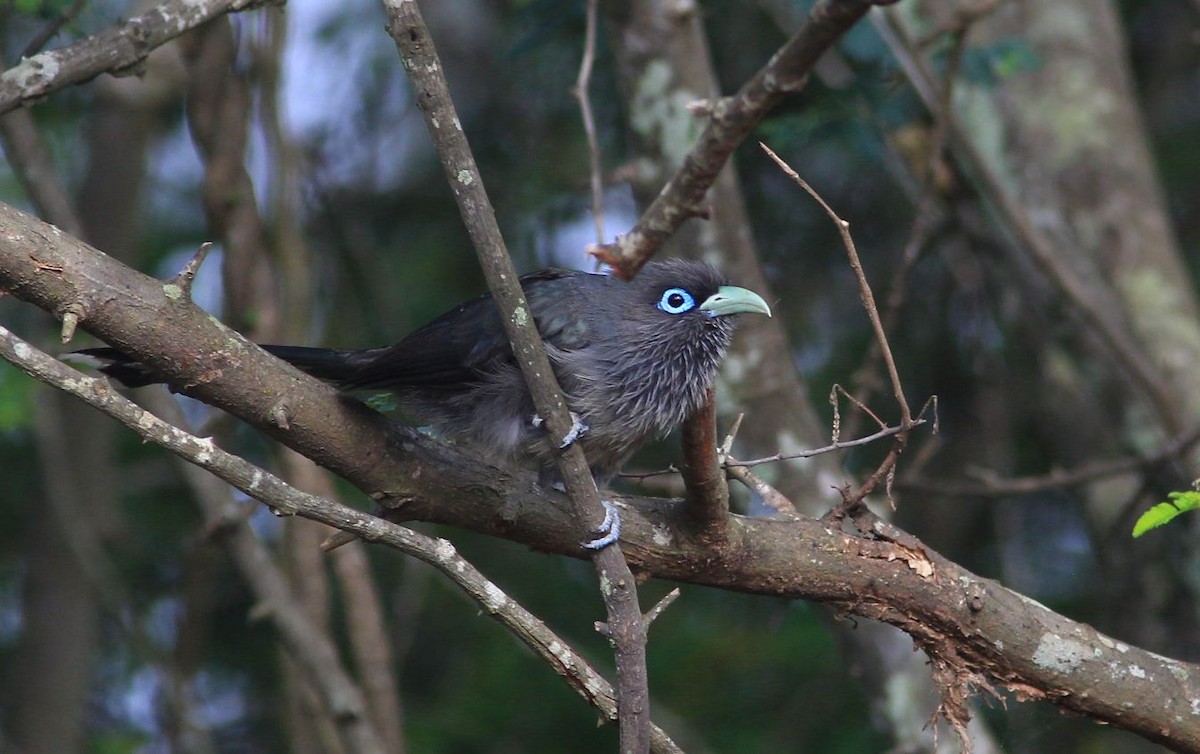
533, 185, 638, 271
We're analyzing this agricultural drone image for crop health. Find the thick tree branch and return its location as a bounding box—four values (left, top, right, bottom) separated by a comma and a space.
381, 3, 651, 750
4, 203, 1200, 750
0, 0, 272, 116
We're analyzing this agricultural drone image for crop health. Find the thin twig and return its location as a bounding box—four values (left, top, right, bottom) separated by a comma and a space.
19, 0, 89, 59
842, 29, 954, 440
900, 425, 1200, 499
621, 419, 923, 478
762, 143, 910, 426
761, 143, 920, 511
728, 420, 924, 467
173, 242, 213, 297
717, 412, 745, 462
572, 0, 605, 249
832, 382, 886, 433
643, 588, 681, 630
724, 457, 799, 516
618, 465, 681, 481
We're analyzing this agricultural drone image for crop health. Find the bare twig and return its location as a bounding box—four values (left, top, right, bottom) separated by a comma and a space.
643, 588, 682, 629
729, 420, 923, 467
622, 418, 923, 478
832, 382, 886, 434
717, 412, 745, 461
173, 242, 213, 297
842, 27, 956, 440
382, 4, 651, 750
572, 0, 606, 248
618, 465, 681, 481
763, 144, 910, 427
761, 143, 919, 512
723, 456, 799, 516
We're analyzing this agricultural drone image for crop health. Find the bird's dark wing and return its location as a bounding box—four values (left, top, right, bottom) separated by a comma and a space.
335, 269, 599, 391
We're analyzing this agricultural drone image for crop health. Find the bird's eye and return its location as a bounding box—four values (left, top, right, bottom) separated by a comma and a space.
657, 287, 696, 315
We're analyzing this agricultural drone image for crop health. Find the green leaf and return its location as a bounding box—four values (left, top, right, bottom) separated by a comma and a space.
1132, 491, 1200, 537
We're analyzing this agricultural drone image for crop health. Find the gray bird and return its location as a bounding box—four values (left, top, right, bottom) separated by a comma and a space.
73, 259, 771, 484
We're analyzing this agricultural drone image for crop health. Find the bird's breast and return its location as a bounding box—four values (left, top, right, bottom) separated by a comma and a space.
566, 323, 733, 441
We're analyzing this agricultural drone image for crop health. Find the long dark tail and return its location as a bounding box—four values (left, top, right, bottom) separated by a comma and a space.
66, 345, 364, 388
255, 345, 367, 383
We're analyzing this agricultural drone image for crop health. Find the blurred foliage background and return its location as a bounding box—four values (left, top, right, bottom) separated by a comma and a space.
2, 0, 1199, 752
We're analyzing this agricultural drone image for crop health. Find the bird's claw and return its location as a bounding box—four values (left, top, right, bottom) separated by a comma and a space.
559, 412, 589, 449
581, 499, 621, 550
531, 411, 589, 449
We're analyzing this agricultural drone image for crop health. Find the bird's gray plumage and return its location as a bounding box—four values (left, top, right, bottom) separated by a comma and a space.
72, 259, 770, 481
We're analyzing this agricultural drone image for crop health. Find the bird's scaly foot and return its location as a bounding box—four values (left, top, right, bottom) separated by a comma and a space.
581, 499, 621, 550
559, 412, 589, 449
530, 411, 589, 449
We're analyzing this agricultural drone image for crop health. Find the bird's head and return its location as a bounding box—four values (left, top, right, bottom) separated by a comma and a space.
632, 259, 771, 330
605, 258, 771, 385
586, 259, 771, 434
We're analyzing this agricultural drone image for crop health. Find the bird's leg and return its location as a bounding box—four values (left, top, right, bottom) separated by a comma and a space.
581, 499, 621, 550
528, 412, 610, 547
530, 411, 590, 449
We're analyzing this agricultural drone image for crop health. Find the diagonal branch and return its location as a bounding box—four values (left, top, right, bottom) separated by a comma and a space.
761, 143, 920, 511
0, 0, 273, 116
591, 0, 899, 278
380, 3, 651, 750
761, 143, 910, 426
